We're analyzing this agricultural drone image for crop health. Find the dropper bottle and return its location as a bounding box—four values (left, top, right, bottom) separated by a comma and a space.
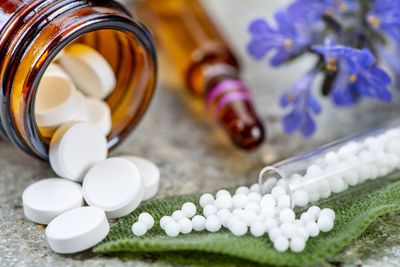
136, 0, 265, 150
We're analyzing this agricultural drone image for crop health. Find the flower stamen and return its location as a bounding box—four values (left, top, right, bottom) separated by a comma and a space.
367, 15, 380, 29
349, 75, 357, 83
284, 39, 294, 51
326, 58, 337, 72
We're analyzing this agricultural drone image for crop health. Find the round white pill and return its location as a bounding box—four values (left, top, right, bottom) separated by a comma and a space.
132, 222, 147, 236
85, 98, 112, 136
250, 221, 265, 237
279, 208, 295, 223
319, 208, 335, 221
227, 216, 241, 230
264, 218, 278, 232
59, 43, 116, 99
268, 227, 283, 242
232, 193, 249, 209
271, 186, 286, 199
203, 204, 217, 218
178, 218, 193, 234
214, 194, 232, 210
121, 156, 160, 201
308, 190, 320, 203
329, 177, 347, 193
216, 208, 232, 226
192, 215, 206, 231
248, 192, 262, 203
160, 216, 174, 230
205, 215, 221, 232
181, 202, 197, 218
22, 178, 83, 225
229, 221, 248, 236
280, 223, 297, 238
82, 158, 144, 219
277, 195, 291, 209
305, 221, 320, 237
138, 212, 154, 230
46, 206, 109, 254
324, 151, 339, 165
297, 226, 310, 241
250, 183, 261, 193
242, 210, 258, 226
260, 194, 276, 208
274, 235, 289, 252
317, 216, 334, 232
300, 212, 314, 224
49, 122, 107, 182
295, 219, 304, 227
293, 189, 309, 207
307, 206, 321, 220
290, 236, 306, 253
245, 202, 261, 214
199, 193, 214, 208
306, 165, 324, 177
216, 189, 230, 199
165, 221, 180, 237
235, 186, 250, 195
172, 210, 186, 221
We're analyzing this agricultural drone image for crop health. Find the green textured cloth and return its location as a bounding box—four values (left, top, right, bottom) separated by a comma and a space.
94, 172, 400, 266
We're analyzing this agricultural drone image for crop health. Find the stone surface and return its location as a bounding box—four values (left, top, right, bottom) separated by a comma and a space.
2, 0, 400, 266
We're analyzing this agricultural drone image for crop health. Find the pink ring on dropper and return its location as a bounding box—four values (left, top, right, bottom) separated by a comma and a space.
206, 80, 248, 107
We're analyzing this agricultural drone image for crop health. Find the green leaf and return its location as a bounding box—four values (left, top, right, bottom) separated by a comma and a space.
94, 172, 400, 266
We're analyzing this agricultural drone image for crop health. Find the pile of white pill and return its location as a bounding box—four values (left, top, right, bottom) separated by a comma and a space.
22, 44, 161, 254
131, 182, 335, 253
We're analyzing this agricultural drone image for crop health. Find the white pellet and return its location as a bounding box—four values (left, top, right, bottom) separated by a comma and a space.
305, 221, 320, 237
290, 236, 306, 253
216, 189, 231, 199
293, 189, 309, 207
306, 165, 324, 178
271, 186, 286, 199
268, 227, 282, 242
264, 218, 278, 232
178, 218, 193, 234
308, 190, 320, 203
205, 215, 222, 232
343, 170, 359, 186
181, 202, 197, 218
324, 151, 339, 165
319, 208, 335, 221
317, 216, 334, 232
202, 204, 217, 218
227, 216, 241, 230
138, 212, 154, 230
294, 219, 304, 227
280, 223, 297, 239
297, 226, 310, 241
260, 206, 276, 220
191, 215, 206, 231
241, 210, 259, 226
160, 216, 174, 230
250, 183, 261, 193
277, 195, 291, 209
260, 194, 276, 208
300, 212, 314, 224
329, 177, 347, 193
165, 221, 180, 237
132, 222, 147, 236
216, 208, 232, 226
273, 235, 289, 252
248, 192, 262, 203
214, 194, 232, 210
199, 193, 214, 208
235, 186, 250, 195
279, 208, 295, 223
172, 210, 186, 221
232, 193, 249, 209
250, 221, 265, 237
307, 206, 321, 220
245, 202, 261, 214
229, 221, 248, 236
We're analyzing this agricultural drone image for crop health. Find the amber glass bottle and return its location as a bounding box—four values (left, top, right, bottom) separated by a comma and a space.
0, 0, 157, 160
136, 0, 265, 150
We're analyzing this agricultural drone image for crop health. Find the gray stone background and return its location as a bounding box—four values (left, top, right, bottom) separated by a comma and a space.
2, 0, 400, 266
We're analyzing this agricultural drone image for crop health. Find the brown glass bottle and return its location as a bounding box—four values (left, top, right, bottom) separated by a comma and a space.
0, 0, 157, 160
136, 0, 265, 150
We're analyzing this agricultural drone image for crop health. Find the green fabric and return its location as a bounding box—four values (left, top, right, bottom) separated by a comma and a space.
94, 171, 400, 266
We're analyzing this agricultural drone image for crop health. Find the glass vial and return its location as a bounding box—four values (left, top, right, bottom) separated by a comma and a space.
136, 0, 265, 150
259, 120, 400, 208
0, 0, 157, 160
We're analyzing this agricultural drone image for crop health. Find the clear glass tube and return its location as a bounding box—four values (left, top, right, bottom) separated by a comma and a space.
259, 119, 400, 208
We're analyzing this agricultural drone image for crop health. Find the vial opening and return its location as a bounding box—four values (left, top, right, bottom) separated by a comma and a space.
34, 28, 156, 150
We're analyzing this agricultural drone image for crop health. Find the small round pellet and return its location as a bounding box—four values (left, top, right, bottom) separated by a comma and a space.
181, 202, 197, 218
192, 215, 206, 231
138, 212, 154, 230
271, 186, 286, 199
245, 202, 261, 214
325, 151, 339, 165
294, 219, 304, 227
229, 221, 247, 236
248, 192, 262, 203
172, 210, 186, 221
250, 221, 265, 237
297, 226, 310, 241
268, 227, 282, 242
280, 223, 297, 238
216, 189, 231, 199
279, 208, 295, 223
319, 208, 335, 220
242, 210, 258, 226
293, 189, 309, 207
290, 236, 306, 253
260, 206, 276, 219
199, 193, 214, 208
132, 222, 147, 236
317, 216, 334, 232
274, 235, 289, 252
203, 204, 217, 218
235, 186, 250, 195
260, 194, 276, 208
308, 190, 320, 203
232, 193, 249, 209
329, 177, 347, 193
264, 218, 278, 232
250, 183, 261, 193
160, 216, 174, 230
216, 208, 232, 226
307, 206, 321, 220
227, 216, 241, 230
306, 165, 324, 177
214, 195, 232, 210
178, 218, 193, 234
165, 221, 180, 237
205, 215, 222, 232
305, 221, 320, 237
277, 195, 291, 209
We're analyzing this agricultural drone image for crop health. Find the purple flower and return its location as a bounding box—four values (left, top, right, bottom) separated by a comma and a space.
280, 70, 321, 137
378, 44, 400, 91
247, 10, 313, 66
367, 0, 400, 42
312, 41, 392, 106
